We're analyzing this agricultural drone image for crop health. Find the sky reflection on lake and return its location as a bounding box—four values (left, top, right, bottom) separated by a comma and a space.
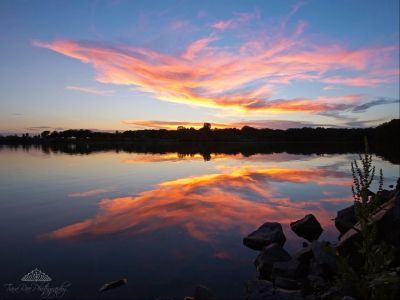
0, 148, 398, 299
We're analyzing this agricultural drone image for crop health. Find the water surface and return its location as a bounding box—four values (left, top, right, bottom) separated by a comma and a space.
0, 147, 398, 299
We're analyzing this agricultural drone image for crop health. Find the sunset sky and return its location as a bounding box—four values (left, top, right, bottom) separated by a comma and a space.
0, 0, 399, 134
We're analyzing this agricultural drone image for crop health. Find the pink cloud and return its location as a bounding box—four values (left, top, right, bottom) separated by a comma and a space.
211, 20, 234, 30
33, 11, 398, 113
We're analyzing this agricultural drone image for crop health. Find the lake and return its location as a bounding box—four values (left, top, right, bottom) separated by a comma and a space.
0, 146, 398, 299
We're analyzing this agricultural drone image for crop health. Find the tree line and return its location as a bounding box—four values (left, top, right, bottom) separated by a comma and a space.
1, 119, 398, 145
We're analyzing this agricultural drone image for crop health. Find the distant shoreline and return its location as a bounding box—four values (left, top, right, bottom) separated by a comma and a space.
1, 139, 399, 164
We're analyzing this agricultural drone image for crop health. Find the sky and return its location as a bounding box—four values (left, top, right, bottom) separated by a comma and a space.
0, 0, 399, 134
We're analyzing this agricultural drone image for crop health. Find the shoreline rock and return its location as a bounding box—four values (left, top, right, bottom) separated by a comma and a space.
290, 214, 323, 242
243, 180, 400, 300
243, 222, 286, 250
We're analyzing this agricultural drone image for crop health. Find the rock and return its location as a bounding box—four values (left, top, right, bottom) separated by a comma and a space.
311, 241, 337, 275
369, 188, 397, 208
290, 214, 323, 242
244, 222, 286, 250
342, 297, 356, 300
306, 275, 330, 294
293, 246, 313, 265
245, 280, 274, 300
255, 243, 291, 280
337, 194, 400, 263
335, 205, 356, 236
272, 259, 308, 279
244, 280, 306, 300
98, 278, 127, 293
376, 191, 400, 250
319, 286, 340, 299
274, 276, 305, 290
308, 259, 325, 278
273, 288, 304, 300
194, 285, 213, 300
302, 242, 309, 248
245, 280, 305, 300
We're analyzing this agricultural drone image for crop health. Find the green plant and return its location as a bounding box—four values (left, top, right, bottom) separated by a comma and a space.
332, 138, 397, 299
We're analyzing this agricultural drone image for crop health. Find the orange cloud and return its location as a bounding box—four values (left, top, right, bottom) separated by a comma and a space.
33, 15, 397, 113
41, 167, 351, 242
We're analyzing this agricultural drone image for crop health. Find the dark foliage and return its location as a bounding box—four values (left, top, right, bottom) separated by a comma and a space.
1, 120, 398, 163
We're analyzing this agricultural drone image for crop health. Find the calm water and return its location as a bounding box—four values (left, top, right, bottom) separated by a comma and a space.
0, 147, 398, 299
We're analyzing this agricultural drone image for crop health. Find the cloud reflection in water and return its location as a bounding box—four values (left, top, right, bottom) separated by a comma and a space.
42, 167, 352, 247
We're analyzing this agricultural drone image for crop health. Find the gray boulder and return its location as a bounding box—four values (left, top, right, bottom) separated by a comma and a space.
311, 241, 337, 275
255, 243, 291, 280
290, 214, 323, 242
244, 222, 286, 250
292, 246, 313, 265
274, 276, 305, 290
272, 259, 308, 279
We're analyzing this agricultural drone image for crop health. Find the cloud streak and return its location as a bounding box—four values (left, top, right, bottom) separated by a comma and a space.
33, 9, 398, 114
68, 188, 114, 198
65, 85, 115, 96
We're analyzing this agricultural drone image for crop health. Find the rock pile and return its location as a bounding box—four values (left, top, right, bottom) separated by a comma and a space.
243, 179, 400, 300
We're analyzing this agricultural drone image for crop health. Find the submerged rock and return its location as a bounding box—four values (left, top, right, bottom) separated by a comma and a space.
255, 243, 291, 280
98, 278, 127, 293
290, 214, 323, 242
244, 222, 286, 250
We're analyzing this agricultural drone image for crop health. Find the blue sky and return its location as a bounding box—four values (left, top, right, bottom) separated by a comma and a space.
0, 0, 399, 134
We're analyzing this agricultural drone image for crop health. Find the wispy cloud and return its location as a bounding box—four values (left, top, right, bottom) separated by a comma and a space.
33, 7, 398, 114
350, 97, 399, 112
26, 126, 65, 131
68, 188, 114, 198
65, 85, 115, 96
211, 10, 260, 31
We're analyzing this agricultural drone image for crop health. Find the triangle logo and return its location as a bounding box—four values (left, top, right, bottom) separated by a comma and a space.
21, 268, 52, 282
